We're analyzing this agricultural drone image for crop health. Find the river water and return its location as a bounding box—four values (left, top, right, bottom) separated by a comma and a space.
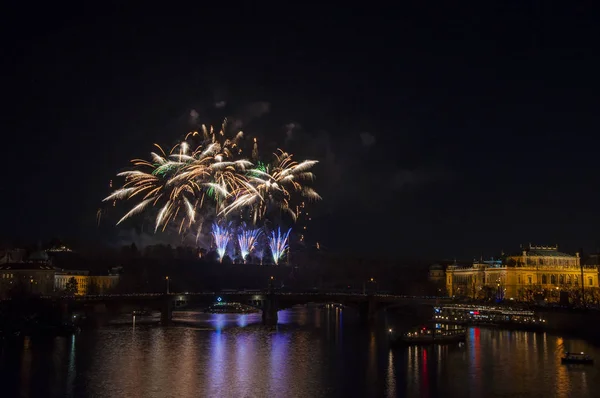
1, 306, 599, 398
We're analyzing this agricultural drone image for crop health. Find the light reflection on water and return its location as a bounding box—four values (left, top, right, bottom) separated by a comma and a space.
0, 307, 599, 397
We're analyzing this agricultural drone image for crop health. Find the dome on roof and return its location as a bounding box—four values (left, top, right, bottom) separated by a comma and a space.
429, 264, 443, 270
29, 250, 49, 262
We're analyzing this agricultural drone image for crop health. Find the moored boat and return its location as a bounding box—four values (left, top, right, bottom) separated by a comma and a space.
389, 324, 466, 346
561, 352, 594, 365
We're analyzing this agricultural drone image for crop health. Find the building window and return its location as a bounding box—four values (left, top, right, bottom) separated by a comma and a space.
567, 275, 571, 285
518, 275, 521, 284
559, 275, 564, 284
589, 277, 593, 286
527, 276, 532, 285
551, 275, 556, 284
542, 275, 547, 284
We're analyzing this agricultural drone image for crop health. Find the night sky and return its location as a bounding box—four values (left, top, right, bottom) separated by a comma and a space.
2, 4, 599, 260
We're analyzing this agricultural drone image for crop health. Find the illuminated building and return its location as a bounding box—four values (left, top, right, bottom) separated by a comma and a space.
446, 245, 599, 301
0, 248, 119, 296
54, 270, 120, 295
47, 244, 73, 253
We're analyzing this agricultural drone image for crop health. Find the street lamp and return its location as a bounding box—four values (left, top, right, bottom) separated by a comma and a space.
165, 276, 170, 294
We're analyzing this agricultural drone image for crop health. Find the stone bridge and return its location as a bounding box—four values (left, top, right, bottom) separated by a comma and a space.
67, 292, 453, 325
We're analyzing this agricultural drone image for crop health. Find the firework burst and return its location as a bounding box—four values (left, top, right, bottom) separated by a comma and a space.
102, 143, 198, 233
268, 227, 291, 265
237, 226, 262, 263
104, 118, 320, 238
105, 120, 253, 233
211, 222, 231, 262
221, 149, 320, 222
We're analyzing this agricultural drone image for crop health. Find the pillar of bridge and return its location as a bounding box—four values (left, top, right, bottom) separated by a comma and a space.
358, 295, 378, 325
161, 296, 173, 325
262, 294, 278, 326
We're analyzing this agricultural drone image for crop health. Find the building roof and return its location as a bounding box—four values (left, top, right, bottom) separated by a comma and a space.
429, 264, 444, 270
525, 249, 575, 258
28, 250, 49, 262
0, 262, 55, 271
508, 245, 576, 258
0, 249, 26, 264
55, 268, 89, 276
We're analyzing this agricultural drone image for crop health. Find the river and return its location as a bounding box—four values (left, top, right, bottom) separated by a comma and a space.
1, 306, 599, 397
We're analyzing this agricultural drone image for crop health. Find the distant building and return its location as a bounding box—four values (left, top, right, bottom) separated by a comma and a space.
54, 270, 119, 295
428, 264, 445, 283
0, 248, 27, 264
47, 244, 74, 253
0, 248, 120, 297
446, 245, 599, 301
428, 264, 446, 295
0, 262, 56, 298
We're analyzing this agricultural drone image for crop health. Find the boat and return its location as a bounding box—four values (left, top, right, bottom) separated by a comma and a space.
390, 325, 466, 345
204, 302, 260, 314
561, 352, 594, 365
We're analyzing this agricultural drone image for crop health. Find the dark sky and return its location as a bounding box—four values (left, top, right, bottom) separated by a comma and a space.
2, 3, 599, 260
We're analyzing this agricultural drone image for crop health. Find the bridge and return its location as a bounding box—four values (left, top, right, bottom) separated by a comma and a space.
65, 291, 454, 326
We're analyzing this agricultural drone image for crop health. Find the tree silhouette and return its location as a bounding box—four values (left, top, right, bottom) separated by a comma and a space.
64, 277, 78, 296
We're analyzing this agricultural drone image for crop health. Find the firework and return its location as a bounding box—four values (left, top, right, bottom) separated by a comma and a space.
237, 226, 262, 263
211, 223, 231, 262
104, 118, 320, 236
268, 227, 291, 265
105, 121, 253, 233
102, 143, 198, 233
221, 149, 320, 222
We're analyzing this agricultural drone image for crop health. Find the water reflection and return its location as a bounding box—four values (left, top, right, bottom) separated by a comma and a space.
20, 337, 32, 397
270, 333, 291, 395
66, 335, 76, 397
207, 331, 226, 394
236, 314, 248, 328
386, 349, 396, 398
1, 308, 600, 397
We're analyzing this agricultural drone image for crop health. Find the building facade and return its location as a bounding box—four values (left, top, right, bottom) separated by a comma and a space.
0, 248, 120, 297
0, 263, 56, 298
54, 270, 119, 295
428, 264, 447, 295
446, 245, 599, 301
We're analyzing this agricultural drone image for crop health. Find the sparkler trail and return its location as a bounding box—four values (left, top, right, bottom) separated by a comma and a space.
237, 226, 262, 263
211, 223, 231, 262
268, 227, 291, 265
